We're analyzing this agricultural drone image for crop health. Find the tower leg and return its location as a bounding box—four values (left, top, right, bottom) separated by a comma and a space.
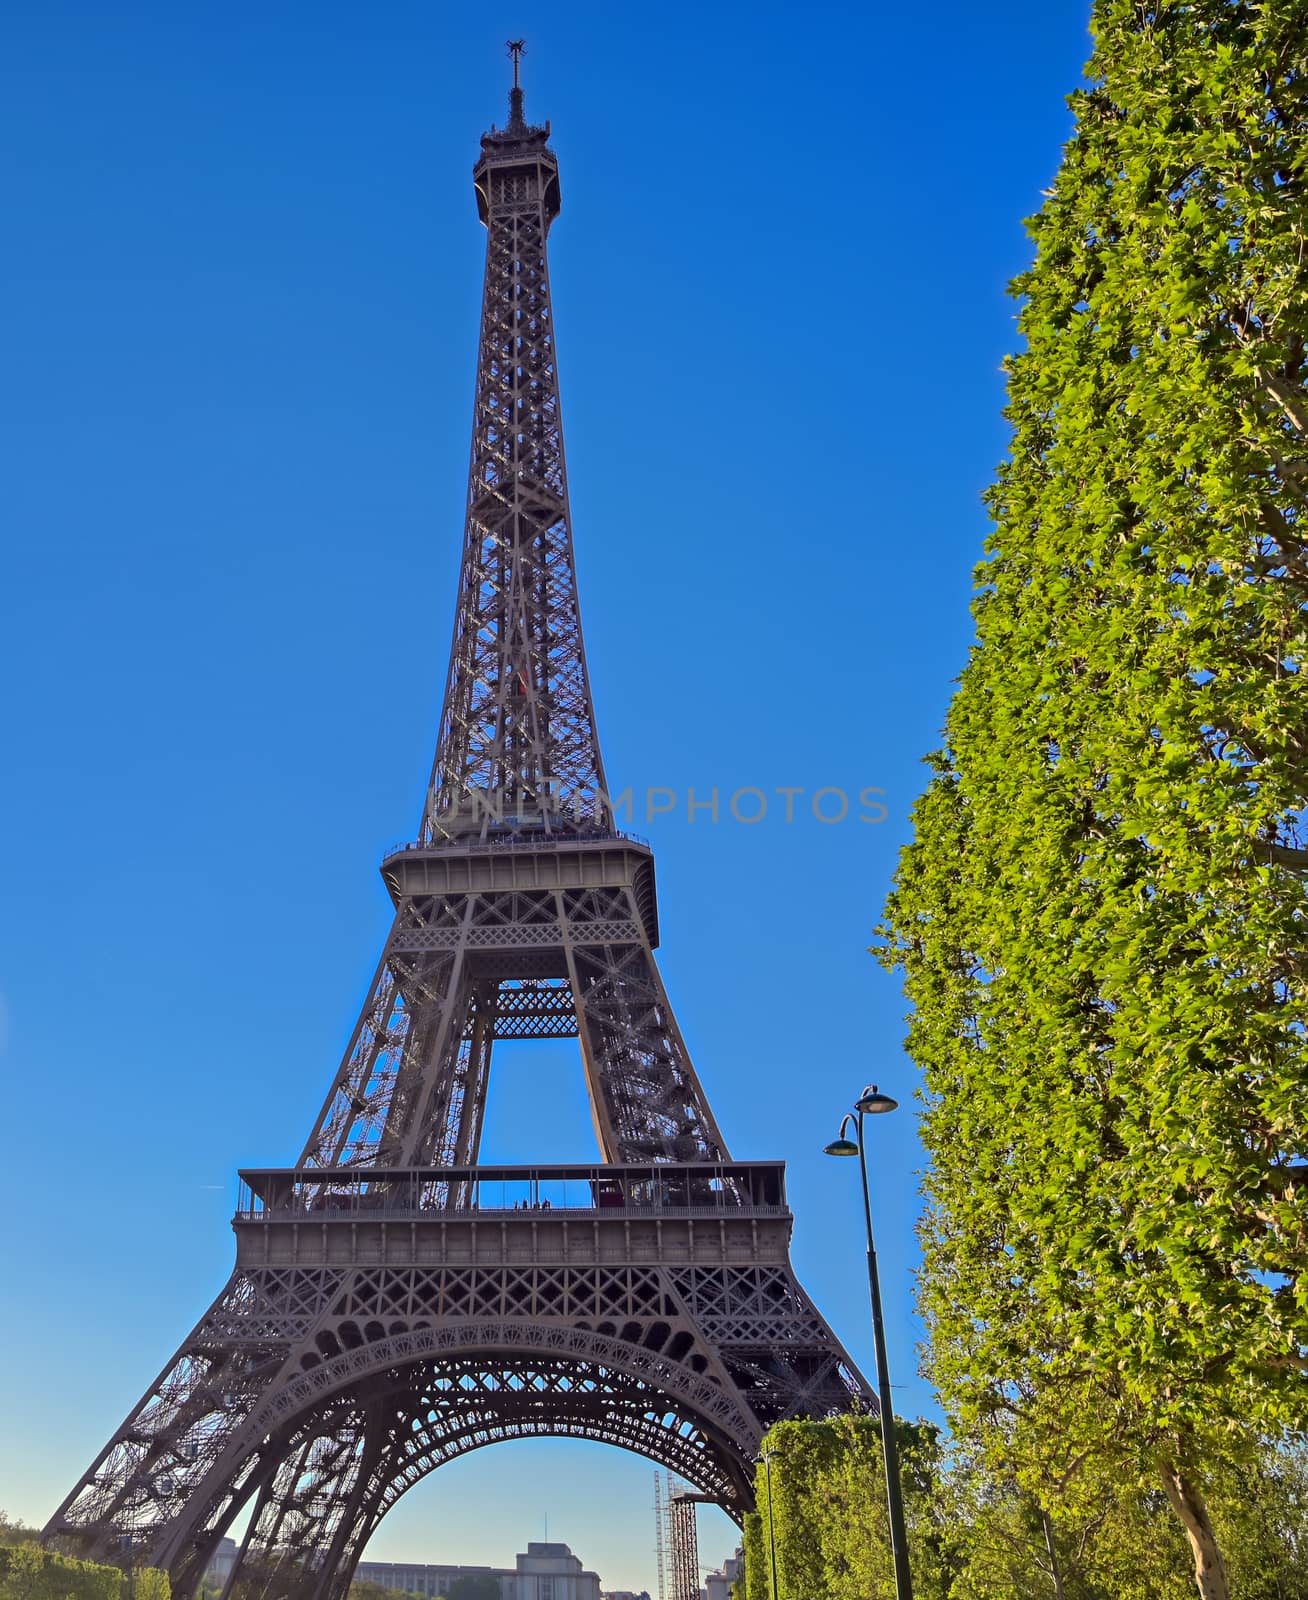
42, 1267, 330, 1572
561, 885, 728, 1163
222, 1401, 383, 1600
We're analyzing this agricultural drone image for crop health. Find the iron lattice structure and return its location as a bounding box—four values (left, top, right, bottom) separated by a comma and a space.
654, 1472, 667, 1600
668, 1483, 702, 1600
44, 58, 870, 1600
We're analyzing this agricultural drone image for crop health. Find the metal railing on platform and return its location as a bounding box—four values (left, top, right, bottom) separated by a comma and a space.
235, 1160, 787, 1223
383, 825, 651, 858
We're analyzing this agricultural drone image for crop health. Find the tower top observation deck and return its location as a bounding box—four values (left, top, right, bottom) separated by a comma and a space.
475, 39, 559, 225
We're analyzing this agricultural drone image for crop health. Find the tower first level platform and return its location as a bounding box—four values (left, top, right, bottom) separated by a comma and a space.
44, 1165, 861, 1600
226, 1166, 860, 1457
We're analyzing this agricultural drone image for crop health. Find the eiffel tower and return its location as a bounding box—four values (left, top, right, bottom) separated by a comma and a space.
44, 48, 869, 1600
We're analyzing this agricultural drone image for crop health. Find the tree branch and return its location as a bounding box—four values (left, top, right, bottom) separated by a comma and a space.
1259, 374, 1308, 434
1253, 840, 1308, 870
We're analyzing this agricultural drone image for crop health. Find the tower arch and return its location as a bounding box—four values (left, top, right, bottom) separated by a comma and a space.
212, 1328, 757, 1600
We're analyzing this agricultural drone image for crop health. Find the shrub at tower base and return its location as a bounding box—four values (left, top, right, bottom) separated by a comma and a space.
0, 1547, 169, 1600
879, 4, 1308, 1599
737, 1417, 957, 1598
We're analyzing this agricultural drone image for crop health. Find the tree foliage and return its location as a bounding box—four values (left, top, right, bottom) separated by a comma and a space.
0, 1545, 170, 1600
127, 1573, 170, 1600
879, 2, 1308, 1594
1, 1548, 124, 1600
735, 1425, 1308, 1598
739, 1512, 767, 1600
742, 1417, 960, 1599
445, 1578, 500, 1600
348, 1583, 404, 1600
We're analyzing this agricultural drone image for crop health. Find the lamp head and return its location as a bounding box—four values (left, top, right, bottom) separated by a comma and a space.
823, 1137, 860, 1157
855, 1084, 899, 1116
825, 1111, 859, 1156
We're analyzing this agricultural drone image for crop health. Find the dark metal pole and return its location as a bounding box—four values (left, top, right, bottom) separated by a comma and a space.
856, 1110, 914, 1600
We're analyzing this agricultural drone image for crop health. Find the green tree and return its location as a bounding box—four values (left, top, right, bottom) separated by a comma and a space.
945, 1445, 1196, 1600
879, 4, 1308, 1597
445, 1578, 500, 1600
740, 1417, 961, 1598
738, 1432, 1308, 1598
348, 1583, 404, 1600
1210, 1440, 1308, 1599
740, 1511, 768, 1600
947, 1436, 1308, 1599
127, 1571, 170, 1600
0, 1546, 122, 1600
0, 1546, 51, 1600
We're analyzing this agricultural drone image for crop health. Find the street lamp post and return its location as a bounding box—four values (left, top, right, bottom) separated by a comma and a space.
755, 1447, 782, 1600
825, 1085, 914, 1600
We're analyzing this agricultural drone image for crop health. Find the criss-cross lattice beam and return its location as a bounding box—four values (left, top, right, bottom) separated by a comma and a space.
423, 109, 606, 841
42, 1272, 320, 1570
298, 879, 727, 1168
212, 1355, 745, 1600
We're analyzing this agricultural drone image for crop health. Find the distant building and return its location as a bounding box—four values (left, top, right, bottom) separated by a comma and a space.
355, 1542, 599, 1600
703, 1548, 743, 1600
353, 1558, 498, 1597
507, 1543, 600, 1600
599, 1591, 652, 1600
205, 1537, 599, 1600
206, 1539, 239, 1588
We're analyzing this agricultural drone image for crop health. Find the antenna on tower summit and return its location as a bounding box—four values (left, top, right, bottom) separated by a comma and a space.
505, 38, 527, 129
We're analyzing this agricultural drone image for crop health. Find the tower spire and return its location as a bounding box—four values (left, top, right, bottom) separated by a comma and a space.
433, 47, 588, 843
506, 37, 527, 131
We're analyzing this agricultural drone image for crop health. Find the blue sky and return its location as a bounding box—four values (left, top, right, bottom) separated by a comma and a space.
1, 2, 1092, 1591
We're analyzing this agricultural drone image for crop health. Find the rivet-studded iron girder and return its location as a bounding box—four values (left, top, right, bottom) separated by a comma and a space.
41, 75, 873, 1600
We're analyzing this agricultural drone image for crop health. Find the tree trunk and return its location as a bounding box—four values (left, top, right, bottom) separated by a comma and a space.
1160, 1460, 1230, 1600
1039, 1508, 1067, 1600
